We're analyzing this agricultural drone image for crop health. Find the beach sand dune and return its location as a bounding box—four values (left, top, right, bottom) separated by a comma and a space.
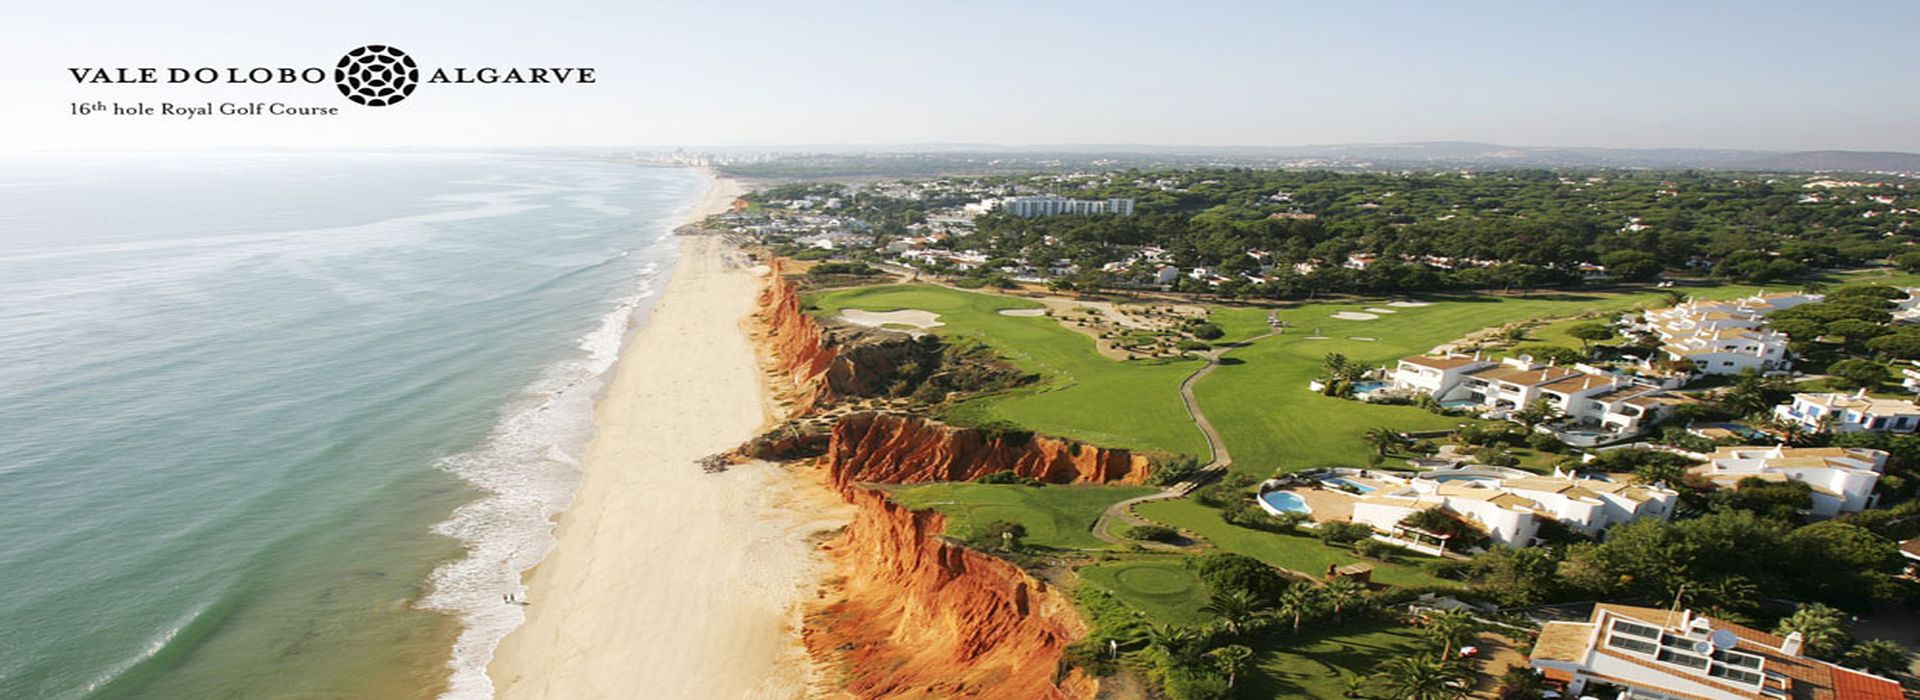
489, 181, 849, 699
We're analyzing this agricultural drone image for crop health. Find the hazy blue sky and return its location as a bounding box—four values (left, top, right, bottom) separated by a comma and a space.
4, 0, 1916, 152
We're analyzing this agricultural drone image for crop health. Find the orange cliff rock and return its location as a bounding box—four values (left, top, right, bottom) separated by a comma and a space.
806, 488, 1096, 700
825, 412, 1152, 489
760, 260, 838, 412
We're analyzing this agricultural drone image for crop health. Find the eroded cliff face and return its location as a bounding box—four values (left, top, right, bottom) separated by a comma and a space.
761, 261, 839, 412
806, 488, 1096, 700
826, 412, 1152, 489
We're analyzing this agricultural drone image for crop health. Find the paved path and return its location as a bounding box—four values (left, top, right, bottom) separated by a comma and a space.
1091, 330, 1281, 546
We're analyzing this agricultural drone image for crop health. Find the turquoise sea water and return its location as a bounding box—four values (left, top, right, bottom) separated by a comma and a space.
0, 153, 705, 699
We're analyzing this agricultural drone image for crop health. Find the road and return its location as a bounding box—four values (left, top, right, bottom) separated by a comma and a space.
1090, 329, 1281, 546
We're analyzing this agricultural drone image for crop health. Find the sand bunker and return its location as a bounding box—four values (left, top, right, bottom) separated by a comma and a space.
1330, 311, 1379, 321
1303, 336, 1332, 340
1363, 307, 1398, 314
997, 308, 1047, 317
839, 309, 944, 330
1347, 336, 1377, 341
1386, 300, 1432, 308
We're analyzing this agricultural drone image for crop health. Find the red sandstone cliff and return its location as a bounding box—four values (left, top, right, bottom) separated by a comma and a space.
806, 488, 1096, 700
761, 260, 839, 412
826, 412, 1152, 489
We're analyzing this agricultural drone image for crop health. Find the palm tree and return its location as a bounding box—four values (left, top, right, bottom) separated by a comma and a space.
1324, 352, 1351, 377
1420, 609, 1479, 662
1362, 427, 1403, 459
1278, 584, 1323, 634
1200, 589, 1270, 637
1513, 398, 1563, 431
1137, 623, 1200, 659
1775, 603, 1850, 659
1206, 644, 1255, 689
1371, 656, 1471, 700
1323, 578, 1368, 625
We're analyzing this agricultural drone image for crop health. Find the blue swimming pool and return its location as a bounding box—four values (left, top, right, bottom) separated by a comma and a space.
1260, 491, 1313, 515
1319, 476, 1377, 493
1352, 381, 1389, 393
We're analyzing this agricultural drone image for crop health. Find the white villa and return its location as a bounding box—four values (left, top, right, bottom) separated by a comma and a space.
1695, 445, 1886, 517
1531, 604, 1902, 700
1350, 468, 1677, 550
1772, 391, 1920, 434
1631, 292, 1817, 375
1389, 355, 1672, 445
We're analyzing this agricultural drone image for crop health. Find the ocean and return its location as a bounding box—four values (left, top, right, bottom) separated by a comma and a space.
0, 153, 706, 699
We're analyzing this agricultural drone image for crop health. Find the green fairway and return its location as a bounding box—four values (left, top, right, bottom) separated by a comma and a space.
1133, 500, 1458, 588
808, 284, 1210, 455
882, 482, 1157, 551
1078, 558, 1213, 626
1193, 291, 1688, 473
1241, 621, 1431, 699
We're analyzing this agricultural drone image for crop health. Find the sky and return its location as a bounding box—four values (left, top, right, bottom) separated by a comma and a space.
2, 0, 1917, 153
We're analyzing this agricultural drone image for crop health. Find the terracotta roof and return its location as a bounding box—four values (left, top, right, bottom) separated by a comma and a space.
1466, 364, 1582, 386
1830, 667, 1904, 700
1531, 622, 1592, 663
1540, 374, 1612, 395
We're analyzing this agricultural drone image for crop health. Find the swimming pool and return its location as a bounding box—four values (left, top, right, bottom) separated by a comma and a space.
1259, 491, 1313, 515
1319, 476, 1377, 493
1352, 381, 1389, 393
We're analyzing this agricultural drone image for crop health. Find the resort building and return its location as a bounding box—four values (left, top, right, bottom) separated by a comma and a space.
1695, 446, 1886, 517
1349, 469, 1677, 550
1772, 391, 1920, 434
1388, 355, 1673, 445
1530, 604, 1902, 700
1000, 195, 1136, 218
1631, 292, 1816, 375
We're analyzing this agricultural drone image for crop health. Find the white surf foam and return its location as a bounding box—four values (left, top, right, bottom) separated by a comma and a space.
419, 241, 675, 700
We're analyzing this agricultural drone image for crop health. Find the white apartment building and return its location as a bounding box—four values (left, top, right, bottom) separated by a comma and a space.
1531, 605, 1901, 700
1631, 292, 1818, 375
1696, 445, 1886, 517
1000, 195, 1136, 218
1388, 355, 1671, 444
1350, 469, 1676, 549
1773, 391, 1920, 434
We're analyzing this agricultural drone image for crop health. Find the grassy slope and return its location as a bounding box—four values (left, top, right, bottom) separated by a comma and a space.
808, 284, 1210, 455
1134, 500, 1458, 588
882, 482, 1156, 551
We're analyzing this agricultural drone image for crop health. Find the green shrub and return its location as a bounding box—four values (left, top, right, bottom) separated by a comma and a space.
1192, 552, 1292, 602
973, 470, 1043, 486
1188, 321, 1226, 340
1317, 521, 1374, 546
1127, 525, 1183, 543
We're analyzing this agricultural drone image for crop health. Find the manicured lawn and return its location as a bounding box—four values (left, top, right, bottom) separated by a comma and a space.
1240, 621, 1430, 699
883, 482, 1157, 551
1132, 500, 1459, 589
1078, 557, 1213, 626
1193, 291, 1692, 474
809, 284, 1211, 456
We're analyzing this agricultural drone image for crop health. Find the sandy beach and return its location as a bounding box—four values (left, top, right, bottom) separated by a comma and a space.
488, 172, 849, 699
